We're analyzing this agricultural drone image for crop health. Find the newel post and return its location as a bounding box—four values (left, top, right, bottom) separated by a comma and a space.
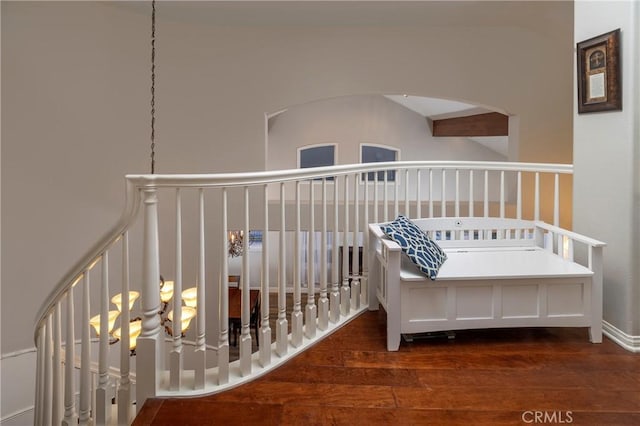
136, 187, 162, 411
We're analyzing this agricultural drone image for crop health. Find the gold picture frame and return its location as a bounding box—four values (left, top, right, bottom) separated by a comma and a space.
577, 29, 621, 113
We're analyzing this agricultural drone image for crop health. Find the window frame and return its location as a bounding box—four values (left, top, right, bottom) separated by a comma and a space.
359, 143, 400, 183
297, 143, 338, 182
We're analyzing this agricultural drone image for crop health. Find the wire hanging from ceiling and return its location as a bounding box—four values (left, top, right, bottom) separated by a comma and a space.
150, 0, 156, 174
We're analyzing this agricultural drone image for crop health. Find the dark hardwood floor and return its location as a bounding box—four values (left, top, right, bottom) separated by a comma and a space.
134, 308, 640, 425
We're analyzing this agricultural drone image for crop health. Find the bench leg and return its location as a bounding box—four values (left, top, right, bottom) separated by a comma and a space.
387, 324, 401, 351
367, 243, 380, 311
590, 248, 604, 344
385, 274, 401, 351
385, 250, 402, 351
589, 323, 603, 343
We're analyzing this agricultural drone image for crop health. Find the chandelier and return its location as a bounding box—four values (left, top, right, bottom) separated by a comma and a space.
89, 277, 196, 355
228, 230, 244, 257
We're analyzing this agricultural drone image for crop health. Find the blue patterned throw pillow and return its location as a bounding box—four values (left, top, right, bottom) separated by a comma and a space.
381, 215, 447, 280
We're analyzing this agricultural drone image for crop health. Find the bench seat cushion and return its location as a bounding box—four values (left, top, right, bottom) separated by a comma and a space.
400, 247, 594, 282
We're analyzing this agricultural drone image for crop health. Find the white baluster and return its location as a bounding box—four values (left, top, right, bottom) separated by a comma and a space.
170, 189, 183, 390
276, 182, 289, 356
484, 170, 489, 218
195, 188, 206, 388
318, 178, 329, 330
62, 287, 77, 426
341, 175, 351, 316
441, 169, 447, 217
35, 327, 44, 426
79, 271, 91, 426
383, 171, 388, 222
96, 252, 110, 424
564, 237, 574, 262
218, 188, 230, 384
118, 232, 132, 425
373, 171, 379, 223
516, 171, 522, 220
455, 169, 460, 217
362, 173, 370, 306
394, 171, 399, 218
43, 315, 53, 426
351, 174, 360, 310
292, 181, 303, 347
516, 172, 522, 239
534, 172, 540, 221
499, 170, 505, 239
240, 186, 252, 376
416, 169, 422, 218
429, 169, 434, 218
330, 178, 340, 323
500, 170, 505, 218
554, 173, 560, 227
259, 184, 272, 367
469, 170, 474, 217
305, 181, 317, 338
53, 304, 62, 425
404, 169, 410, 216
137, 188, 162, 408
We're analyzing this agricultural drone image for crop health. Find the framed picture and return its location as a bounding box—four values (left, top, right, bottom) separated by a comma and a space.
576, 29, 621, 113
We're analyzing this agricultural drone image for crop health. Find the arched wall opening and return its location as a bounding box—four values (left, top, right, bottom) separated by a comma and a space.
265, 94, 514, 172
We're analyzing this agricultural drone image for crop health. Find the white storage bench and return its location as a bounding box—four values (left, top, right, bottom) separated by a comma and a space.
368, 217, 606, 351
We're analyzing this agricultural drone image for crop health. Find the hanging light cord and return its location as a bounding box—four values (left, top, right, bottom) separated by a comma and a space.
150, 0, 156, 174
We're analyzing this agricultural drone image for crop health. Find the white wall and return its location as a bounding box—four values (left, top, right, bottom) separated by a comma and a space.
573, 1, 640, 337
1, 1, 575, 420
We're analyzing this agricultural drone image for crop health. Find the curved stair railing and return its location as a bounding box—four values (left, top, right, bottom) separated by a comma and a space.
33, 161, 573, 425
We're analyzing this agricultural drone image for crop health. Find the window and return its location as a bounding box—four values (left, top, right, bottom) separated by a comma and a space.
248, 230, 263, 245
298, 144, 336, 180
361, 144, 398, 181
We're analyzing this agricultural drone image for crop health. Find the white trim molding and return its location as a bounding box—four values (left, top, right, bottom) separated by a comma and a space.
603, 320, 640, 352
1, 349, 37, 425
0, 406, 34, 425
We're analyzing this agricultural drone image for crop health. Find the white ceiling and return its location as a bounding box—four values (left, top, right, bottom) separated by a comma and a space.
384, 95, 488, 119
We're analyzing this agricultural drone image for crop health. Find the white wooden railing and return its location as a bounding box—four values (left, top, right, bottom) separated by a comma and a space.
33, 161, 573, 425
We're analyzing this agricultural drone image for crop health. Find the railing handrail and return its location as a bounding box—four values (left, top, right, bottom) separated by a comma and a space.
33, 179, 140, 344
34, 160, 572, 344
126, 161, 573, 188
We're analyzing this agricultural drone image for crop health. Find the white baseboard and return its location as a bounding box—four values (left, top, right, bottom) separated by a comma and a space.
0, 406, 34, 426
602, 320, 640, 352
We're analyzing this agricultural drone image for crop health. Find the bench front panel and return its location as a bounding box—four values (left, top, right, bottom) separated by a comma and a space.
399, 277, 593, 334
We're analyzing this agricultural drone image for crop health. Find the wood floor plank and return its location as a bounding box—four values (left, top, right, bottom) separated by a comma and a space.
133, 400, 284, 426
211, 381, 397, 408
342, 350, 544, 370
416, 368, 640, 390
262, 365, 422, 387
131, 398, 163, 425
283, 347, 345, 367
281, 406, 518, 426
134, 310, 640, 425
393, 386, 640, 412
